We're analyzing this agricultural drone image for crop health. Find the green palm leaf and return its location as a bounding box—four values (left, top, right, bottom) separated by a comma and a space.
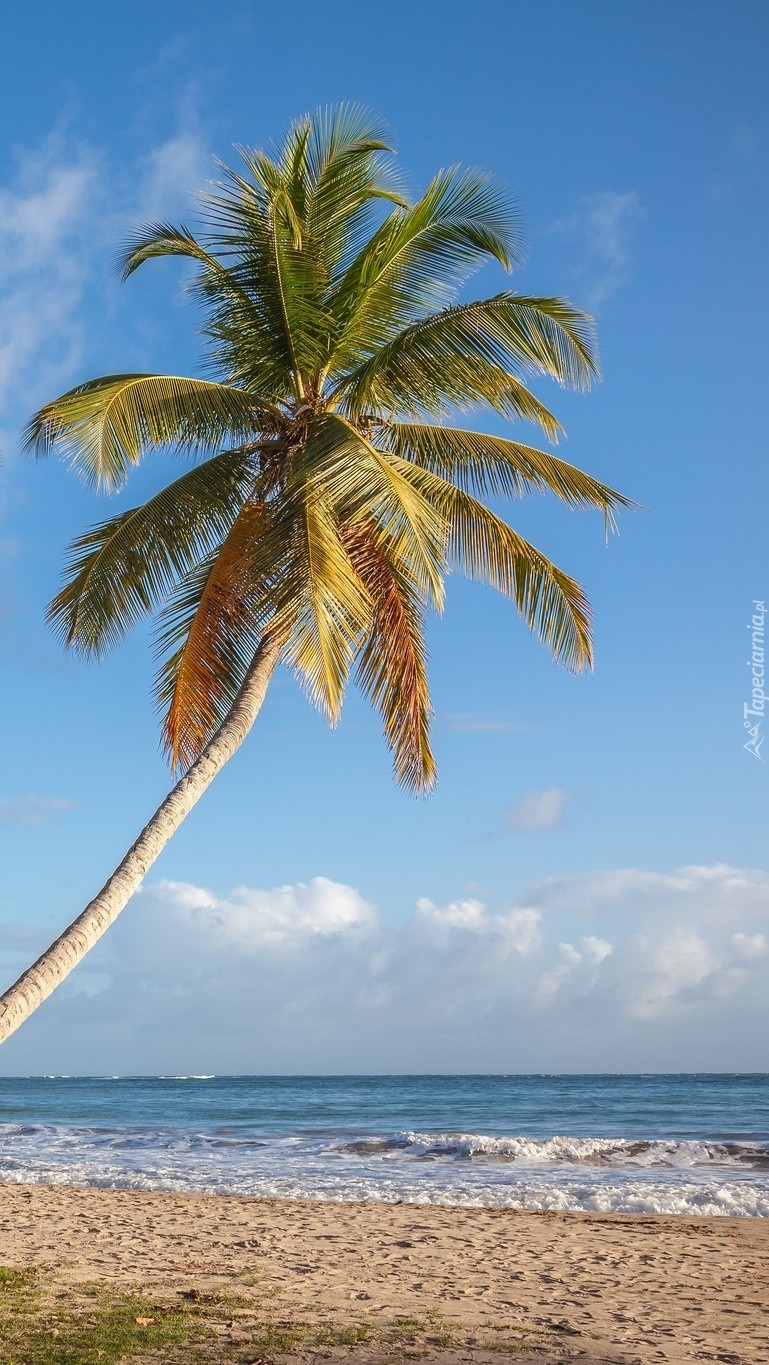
339, 293, 598, 425
120, 223, 303, 405
288, 414, 449, 610
366, 453, 594, 670
282, 493, 373, 720
120, 222, 222, 280
449, 497, 593, 671
201, 159, 333, 391
26, 374, 271, 491
385, 422, 635, 529
286, 105, 407, 281
325, 166, 523, 377
47, 450, 257, 655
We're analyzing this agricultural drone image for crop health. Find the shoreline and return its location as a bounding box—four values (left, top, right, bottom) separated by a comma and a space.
2, 1182, 768, 1362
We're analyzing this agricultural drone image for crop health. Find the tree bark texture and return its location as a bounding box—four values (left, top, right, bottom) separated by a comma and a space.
0, 633, 284, 1046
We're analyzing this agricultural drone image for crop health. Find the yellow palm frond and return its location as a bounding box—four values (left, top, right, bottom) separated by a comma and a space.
282, 494, 373, 720
385, 422, 636, 529
27, 374, 271, 491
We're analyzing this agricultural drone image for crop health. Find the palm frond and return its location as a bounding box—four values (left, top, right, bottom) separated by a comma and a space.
155, 503, 271, 770
384, 423, 635, 529
290, 104, 407, 280
121, 221, 306, 404
449, 494, 593, 671
344, 521, 435, 793
26, 374, 269, 491
119, 222, 220, 280
200, 161, 333, 391
282, 493, 373, 720
366, 453, 594, 671
339, 293, 598, 425
296, 414, 448, 608
325, 167, 523, 376
47, 450, 256, 655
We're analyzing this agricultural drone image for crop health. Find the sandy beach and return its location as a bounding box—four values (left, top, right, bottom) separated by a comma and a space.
1, 1184, 767, 1363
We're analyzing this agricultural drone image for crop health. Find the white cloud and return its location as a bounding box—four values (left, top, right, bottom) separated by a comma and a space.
2, 862, 767, 1074
627, 928, 717, 1019
414, 896, 542, 955
730, 931, 767, 961
0, 135, 98, 419
504, 785, 576, 831
133, 131, 211, 222
549, 189, 645, 308
0, 797, 77, 826
0, 119, 211, 438
153, 875, 377, 950
527, 861, 769, 920
524, 862, 769, 1022
536, 934, 612, 1002
0, 155, 94, 265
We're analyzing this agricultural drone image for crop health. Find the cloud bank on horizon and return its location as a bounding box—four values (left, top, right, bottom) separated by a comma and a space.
1, 862, 766, 1075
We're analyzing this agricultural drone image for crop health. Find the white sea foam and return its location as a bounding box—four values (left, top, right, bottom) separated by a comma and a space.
1, 1121, 768, 1215
1, 1161, 767, 1216
390, 1131, 766, 1168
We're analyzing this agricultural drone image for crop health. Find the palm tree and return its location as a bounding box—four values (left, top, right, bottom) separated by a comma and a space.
0, 107, 631, 1046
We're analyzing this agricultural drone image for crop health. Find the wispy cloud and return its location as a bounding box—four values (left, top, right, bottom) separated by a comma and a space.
549, 190, 645, 309
526, 861, 769, 919
0, 116, 211, 444
707, 119, 768, 204
129, 127, 212, 224
0, 132, 99, 423
504, 785, 577, 832
0, 797, 77, 826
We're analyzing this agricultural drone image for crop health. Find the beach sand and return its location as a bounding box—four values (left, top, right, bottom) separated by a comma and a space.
1, 1183, 767, 1363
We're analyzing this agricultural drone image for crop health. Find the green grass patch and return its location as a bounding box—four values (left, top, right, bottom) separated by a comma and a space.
0, 1263, 540, 1362
0, 1274, 206, 1364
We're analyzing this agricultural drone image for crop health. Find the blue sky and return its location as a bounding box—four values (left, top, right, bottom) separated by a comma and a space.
0, 1, 767, 1073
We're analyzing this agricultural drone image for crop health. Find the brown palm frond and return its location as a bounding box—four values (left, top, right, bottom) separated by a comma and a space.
344, 520, 434, 792
157, 503, 269, 770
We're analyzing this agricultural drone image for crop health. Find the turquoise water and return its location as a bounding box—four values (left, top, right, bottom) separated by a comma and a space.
1, 1074, 767, 1215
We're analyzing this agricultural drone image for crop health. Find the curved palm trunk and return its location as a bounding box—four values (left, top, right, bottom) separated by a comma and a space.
0, 633, 283, 1047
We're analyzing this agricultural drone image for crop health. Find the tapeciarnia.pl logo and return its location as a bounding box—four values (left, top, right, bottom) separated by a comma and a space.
743, 599, 766, 762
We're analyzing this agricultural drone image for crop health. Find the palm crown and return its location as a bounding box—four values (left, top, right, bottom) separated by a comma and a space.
28, 105, 630, 792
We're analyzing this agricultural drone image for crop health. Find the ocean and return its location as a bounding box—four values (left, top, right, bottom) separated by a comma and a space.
1, 1073, 767, 1216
